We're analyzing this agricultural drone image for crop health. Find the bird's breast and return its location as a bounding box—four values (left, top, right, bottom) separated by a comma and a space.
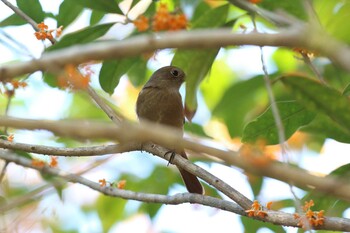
136, 88, 184, 129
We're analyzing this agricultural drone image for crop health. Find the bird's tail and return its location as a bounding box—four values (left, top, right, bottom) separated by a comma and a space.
177, 151, 204, 195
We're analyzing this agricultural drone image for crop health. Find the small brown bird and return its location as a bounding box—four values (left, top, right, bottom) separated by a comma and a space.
136, 66, 204, 194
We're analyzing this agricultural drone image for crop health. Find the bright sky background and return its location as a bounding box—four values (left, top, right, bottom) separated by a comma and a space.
1, 1, 350, 233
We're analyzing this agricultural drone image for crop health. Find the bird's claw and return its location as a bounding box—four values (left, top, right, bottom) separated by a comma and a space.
164, 150, 176, 166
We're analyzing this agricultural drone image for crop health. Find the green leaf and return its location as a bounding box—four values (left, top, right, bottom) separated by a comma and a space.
68, 92, 110, 119
96, 195, 127, 232
90, 10, 105, 25
184, 122, 209, 138
0, 13, 26, 27
314, 0, 350, 44
172, 4, 229, 112
213, 75, 266, 137
57, 0, 84, 27
200, 59, 235, 110
99, 58, 137, 94
75, 0, 122, 14
242, 101, 316, 145
191, 1, 211, 22
302, 163, 350, 217
247, 174, 263, 197
17, 0, 45, 23
46, 23, 114, 51
127, 58, 148, 87
280, 75, 350, 132
43, 72, 58, 87
272, 48, 298, 73
343, 83, 350, 96
301, 114, 350, 143
259, 0, 306, 20
241, 215, 286, 233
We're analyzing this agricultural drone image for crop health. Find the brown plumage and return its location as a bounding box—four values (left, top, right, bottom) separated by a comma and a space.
136, 66, 204, 194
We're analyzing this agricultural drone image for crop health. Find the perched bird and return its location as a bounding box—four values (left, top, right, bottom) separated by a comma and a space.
136, 66, 204, 194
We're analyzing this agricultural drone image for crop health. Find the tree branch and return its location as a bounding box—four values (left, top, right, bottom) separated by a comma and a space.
1, 116, 350, 202
1, 150, 349, 231
1, 27, 350, 82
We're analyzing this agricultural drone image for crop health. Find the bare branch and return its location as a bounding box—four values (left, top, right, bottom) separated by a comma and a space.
1, 116, 350, 202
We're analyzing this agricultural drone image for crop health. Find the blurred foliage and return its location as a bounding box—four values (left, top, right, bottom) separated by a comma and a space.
1, 0, 350, 232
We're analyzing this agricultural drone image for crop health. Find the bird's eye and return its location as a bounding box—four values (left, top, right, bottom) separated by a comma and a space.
170, 69, 179, 77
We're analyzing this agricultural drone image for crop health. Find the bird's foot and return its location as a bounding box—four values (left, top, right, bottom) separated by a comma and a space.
164, 150, 176, 166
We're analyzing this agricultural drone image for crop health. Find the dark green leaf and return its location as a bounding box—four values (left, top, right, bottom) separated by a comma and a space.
99, 58, 137, 94
57, 0, 84, 27
191, 1, 211, 22
43, 72, 58, 87
213, 76, 266, 137
127, 58, 148, 87
75, 0, 122, 14
46, 23, 114, 51
172, 4, 229, 112
280, 75, 350, 132
242, 101, 316, 145
90, 10, 105, 25
0, 14, 26, 27
17, 0, 45, 23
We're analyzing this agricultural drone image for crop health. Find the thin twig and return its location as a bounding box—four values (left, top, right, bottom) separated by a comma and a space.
0, 30, 34, 58
301, 52, 325, 84
87, 86, 123, 124
0, 0, 56, 44
0, 161, 9, 183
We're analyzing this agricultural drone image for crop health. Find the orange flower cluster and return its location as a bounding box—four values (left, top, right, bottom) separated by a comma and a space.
49, 156, 58, 168
7, 134, 14, 142
294, 200, 325, 228
34, 22, 63, 41
99, 178, 107, 187
10, 80, 28, 89
1, 80, 28, 97
133, 3, 188, 32
0, 134, 14, 142
245, 200, 268, 218
240, 140, 276, 167
31, 159, 46, 168
134, 15, 149, 32
117, 180, 126, 189
293, 47, 315, 58
248, 0, 262, 3
58, 64, 90, 90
